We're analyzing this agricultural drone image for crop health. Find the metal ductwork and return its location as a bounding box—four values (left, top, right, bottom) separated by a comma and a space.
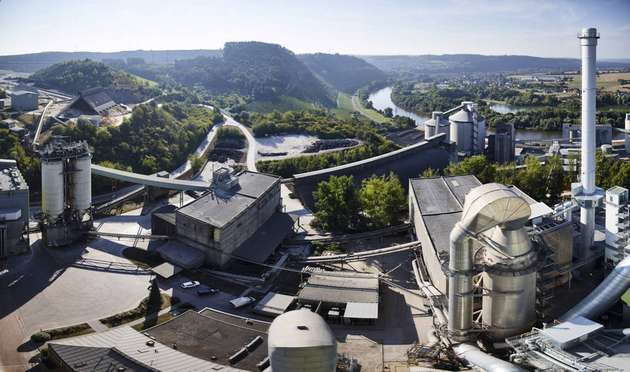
561, 256, 630, 321
454, 344, 525, 372
448, 183, 531, 341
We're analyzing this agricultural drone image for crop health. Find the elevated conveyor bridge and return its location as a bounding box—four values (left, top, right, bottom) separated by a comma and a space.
91, 164, 210, 191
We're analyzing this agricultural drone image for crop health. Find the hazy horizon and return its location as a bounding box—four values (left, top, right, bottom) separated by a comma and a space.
1, 0, 629, 59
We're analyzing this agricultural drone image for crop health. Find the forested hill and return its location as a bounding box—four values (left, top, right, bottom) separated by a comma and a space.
299, 53, 387, 93
31, 60, 160, 102
0, 50, 221, 73
171, 42, 334, 106
361, 54, 630, 76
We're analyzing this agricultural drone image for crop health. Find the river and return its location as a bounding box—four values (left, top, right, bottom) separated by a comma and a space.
368, 86, 624, 142
368, 87, 429, 127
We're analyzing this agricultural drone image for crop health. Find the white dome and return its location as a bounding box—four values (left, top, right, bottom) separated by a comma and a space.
268, 309, 337, 372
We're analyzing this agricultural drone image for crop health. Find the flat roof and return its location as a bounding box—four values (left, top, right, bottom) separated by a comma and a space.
541, 316, 603, 347
254, 292, 295, 317
344, 302, 379, 319
0, 162, 28, 192
177, 171, 280, 228
298, 272, 379, 304
150, 262, 182, 279
145, 309, 269, 371
49, 326, 240, 372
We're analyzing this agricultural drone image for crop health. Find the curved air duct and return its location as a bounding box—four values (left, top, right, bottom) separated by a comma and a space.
448, 183, 531, 341
561, 256, 630, 321
454, 344, 525, 372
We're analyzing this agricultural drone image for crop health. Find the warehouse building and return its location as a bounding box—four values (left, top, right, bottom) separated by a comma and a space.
0, 159, 29, 258
65, 87, 116, 115
156, 169, 293, 268
408, 175, 559, 294
9, 89, 38, 111
297, 271, 380, 324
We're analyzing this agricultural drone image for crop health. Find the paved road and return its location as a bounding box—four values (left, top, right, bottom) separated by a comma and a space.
222, 112, 315, 228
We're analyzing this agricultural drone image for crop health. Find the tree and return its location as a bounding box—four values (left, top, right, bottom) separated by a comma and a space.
445, 155, 496, 183
313, 175, 360, 232
383, 107, 393, 118
421, 167, 437, 178
359, 173, 406, 229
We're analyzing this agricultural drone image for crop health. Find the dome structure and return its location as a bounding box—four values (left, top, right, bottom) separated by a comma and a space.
268, 309, 337, 372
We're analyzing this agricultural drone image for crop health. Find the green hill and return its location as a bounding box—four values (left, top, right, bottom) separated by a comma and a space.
171, 42, 334, 107
300, 53, 387, 93
30, 59, 160, 102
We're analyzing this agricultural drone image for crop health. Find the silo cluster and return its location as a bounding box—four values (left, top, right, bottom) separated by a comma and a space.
40, 138, 93, 247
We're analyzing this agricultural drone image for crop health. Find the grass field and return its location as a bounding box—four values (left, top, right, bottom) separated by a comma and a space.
245, 95, 316, 112
334, 92, 392, 123
569, 72, 630, 92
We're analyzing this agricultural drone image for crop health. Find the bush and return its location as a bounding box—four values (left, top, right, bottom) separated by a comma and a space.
31, 332, 51, 343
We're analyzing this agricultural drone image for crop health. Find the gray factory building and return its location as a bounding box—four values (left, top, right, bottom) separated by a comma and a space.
66, 87, 116, 115
173, 170, 292, 268
10, 90, 39, 111
0, 159, 29, 258
487, 122, 515, 163
562, 122, 612, 146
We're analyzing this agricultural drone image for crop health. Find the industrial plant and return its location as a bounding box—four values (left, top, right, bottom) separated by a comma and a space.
3, 26, 630, 372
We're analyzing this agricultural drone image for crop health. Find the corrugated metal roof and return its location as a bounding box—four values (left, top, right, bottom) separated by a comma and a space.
298, 272, 379, 304
50, 326, 245, 371
48, 344, 155, 372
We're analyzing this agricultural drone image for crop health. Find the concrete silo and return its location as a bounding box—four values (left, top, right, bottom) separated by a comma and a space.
39, 138, 93, 247
268, 309, 337, 372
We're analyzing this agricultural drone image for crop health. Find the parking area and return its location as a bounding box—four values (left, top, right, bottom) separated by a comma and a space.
0, 235, 153, 371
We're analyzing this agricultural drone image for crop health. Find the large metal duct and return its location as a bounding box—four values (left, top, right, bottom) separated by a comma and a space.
448, 183, 531, 341
454, 344, 525, 372
561, 256, 630, 321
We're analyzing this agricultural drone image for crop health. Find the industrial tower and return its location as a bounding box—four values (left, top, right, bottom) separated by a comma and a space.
572, 27, 604, 257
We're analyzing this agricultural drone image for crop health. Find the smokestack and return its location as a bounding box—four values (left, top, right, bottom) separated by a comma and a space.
625, 113, 630, 154
573, 27, 603, 255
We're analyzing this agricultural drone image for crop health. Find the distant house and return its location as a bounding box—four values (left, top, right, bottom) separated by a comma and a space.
66, 87, 116, 115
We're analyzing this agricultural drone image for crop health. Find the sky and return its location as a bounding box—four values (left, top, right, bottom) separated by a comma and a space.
1, 0, 629, 58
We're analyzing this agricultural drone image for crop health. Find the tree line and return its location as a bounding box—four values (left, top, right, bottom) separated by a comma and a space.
313, 173, 407, 233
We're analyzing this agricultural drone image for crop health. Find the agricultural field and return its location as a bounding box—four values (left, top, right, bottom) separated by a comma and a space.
568, 71, 630, 92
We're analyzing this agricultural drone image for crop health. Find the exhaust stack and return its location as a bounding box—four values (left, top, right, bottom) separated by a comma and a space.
572, 28, 603, 256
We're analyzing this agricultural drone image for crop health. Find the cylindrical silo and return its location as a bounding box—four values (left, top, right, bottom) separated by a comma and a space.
41, 159, 65, 222
268, 309, 337, 372
70, 155, 92, 213
449, 108, 474, 155
481, 227, 537, 340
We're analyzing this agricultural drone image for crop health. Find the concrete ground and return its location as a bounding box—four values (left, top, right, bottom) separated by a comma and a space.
0, 212, 160, 371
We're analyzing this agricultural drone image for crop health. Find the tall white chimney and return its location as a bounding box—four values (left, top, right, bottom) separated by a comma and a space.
572, 28, 603, 256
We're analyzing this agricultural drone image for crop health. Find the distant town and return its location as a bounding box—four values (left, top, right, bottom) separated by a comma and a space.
1, 9, 630, 372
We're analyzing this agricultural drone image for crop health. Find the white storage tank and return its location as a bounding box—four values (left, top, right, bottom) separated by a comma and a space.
41, 159, 65, 222
71, 155, 92, 212
268, 309, 337, 372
